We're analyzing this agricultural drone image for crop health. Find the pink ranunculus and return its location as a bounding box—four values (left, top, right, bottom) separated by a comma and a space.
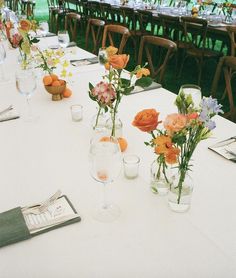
163, 113, 187, 133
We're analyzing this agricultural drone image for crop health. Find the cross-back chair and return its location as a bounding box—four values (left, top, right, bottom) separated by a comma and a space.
179, 16, 222, 85
138, 35, 177, 84
102, 24, 132, 54
65, 12, 81, 42
211, 56, 236, 122
85, 18, 105, 54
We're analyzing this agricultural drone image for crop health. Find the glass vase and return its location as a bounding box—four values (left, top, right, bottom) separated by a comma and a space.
150, 159, 171, 196
91, 108, 107, 130
168, 170, 194, 213
105, 110, 123, 138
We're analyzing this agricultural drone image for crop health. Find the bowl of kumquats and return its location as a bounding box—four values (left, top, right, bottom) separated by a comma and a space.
43, 74, 72, 101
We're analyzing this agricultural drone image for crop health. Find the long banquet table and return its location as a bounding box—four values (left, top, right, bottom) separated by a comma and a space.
0, 37, 236, 278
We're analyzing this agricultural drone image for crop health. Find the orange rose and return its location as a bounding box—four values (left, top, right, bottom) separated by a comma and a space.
165, 147, 180, 164
136, 68, 150, 79
106, 46, 118, 57
109, 54, 129, 69
132, 109, 160, 132
163, 113, 187, 133
19, 19, 31, 32
154, 135, 172, 154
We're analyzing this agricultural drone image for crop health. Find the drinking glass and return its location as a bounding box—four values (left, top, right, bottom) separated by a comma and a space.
89, 135, 122, 222
98, 47, 108, 66
39, 21, 49, 37
0, 43, 8, 83
179, 84, 202, 107
16, 68, 37, 122
58, 30, 70, 48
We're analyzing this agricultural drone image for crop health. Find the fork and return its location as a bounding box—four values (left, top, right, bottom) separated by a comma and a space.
22, 190, 62, 215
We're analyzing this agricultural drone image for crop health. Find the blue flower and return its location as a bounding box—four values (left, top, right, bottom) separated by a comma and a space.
200, 97, 223, 115
204, 120, 216, 131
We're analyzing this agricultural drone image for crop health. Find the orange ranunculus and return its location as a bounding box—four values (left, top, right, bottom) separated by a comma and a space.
106, 46, 118, 57
165, 147, 180, 164
19, 19, 31, 32
187, 112, 199, 121
108, 54, 129, 69
132, 109, 160, 132
163, 113, 187, 133
136, 68, 150, 79
154, 135, 172, 154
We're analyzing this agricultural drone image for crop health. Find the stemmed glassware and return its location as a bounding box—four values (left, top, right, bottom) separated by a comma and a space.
89, 134, 122, 222
98, 47, 108, 66
39, 21, 49, 37
179, 84, 202, 108
16, 68, 37, 122
58, 30, 70, 48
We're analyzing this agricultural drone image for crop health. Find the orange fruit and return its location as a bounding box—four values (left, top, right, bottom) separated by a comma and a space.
43, 75, 53, 86
50, 74, 59, 81
100, 136, 111, 142
63, 88, 72, 98
118, 137, 128, 152
51, 80, 61, 86
59, 79, 65, 86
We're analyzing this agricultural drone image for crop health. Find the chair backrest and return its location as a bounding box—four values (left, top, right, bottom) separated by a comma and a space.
227, 26, 236, 56
158, 13, 181, 40
102, 24, 131, 54
99, 3, 112, 22
136, 10, 153, 34
138, 35, 177, 83
120, 6, 136, 31
87, 1, 101, 19
65, 12, 81, 42
181, 16, 208, 49
85, 18, 105, 54
211, 56, 236, 122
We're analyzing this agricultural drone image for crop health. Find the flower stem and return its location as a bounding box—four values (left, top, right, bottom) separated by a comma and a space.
94, 106, 102, 129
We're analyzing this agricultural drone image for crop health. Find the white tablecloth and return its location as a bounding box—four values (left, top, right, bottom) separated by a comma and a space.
0, 38, 236, 278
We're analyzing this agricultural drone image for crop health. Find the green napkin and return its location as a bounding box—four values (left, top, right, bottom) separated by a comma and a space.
0, 207, 31, 248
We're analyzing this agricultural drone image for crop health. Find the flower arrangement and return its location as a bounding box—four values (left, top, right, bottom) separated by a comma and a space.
88, 46, 152, 136
132, 90, 223, 207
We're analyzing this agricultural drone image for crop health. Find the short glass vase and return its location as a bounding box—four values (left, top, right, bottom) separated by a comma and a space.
150, 159, 171, 196
168, 171, 194, 213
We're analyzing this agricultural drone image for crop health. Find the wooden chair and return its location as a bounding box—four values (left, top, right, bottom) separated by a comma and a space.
136, 10, 154, 36
99, 2, 112, 23
227, 26, 236, 56
138, 35, 177, 84
65, 12, 81, 43
179, 16, 222, 85
102, 24, 132, 54
86, 1, 101, 19
211, 56, 236, 122
85, 18, 105, 54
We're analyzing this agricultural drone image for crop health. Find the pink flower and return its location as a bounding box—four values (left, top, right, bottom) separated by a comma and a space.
163, 113, 187, 133
92, 81, 116, 105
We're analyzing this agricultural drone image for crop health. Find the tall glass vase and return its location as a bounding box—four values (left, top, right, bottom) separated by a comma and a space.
91, 107, 107, 130
168, 170, 194, 212
105, 109, 123, 138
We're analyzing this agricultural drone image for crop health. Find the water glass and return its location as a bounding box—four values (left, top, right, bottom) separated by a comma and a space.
58, 30, 70, 48
39, 21, 49, 37
98, 47, 108, 66
179, 84, 202, 107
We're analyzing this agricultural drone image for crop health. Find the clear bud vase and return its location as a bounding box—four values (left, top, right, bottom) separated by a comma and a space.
168, 170, 194, 213
150, 158, 171, 196
105, 110, 123, 138
91, 108, 107, 130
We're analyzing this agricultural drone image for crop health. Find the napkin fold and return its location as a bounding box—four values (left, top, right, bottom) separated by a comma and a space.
0, 108, 20, 122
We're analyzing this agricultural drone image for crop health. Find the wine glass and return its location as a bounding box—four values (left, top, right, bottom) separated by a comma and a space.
98, 47, 108, 66
58, 30, 70, 48
89, 135, 122, 222
179, 84, 202, 108
16, 68, 37, 122
39, 21, 49, 37
0, 43, 8, 83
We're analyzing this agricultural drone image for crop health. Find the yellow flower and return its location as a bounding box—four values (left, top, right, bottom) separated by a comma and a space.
106, 46, 118, 57
136, 68, 150, 79
62, 60, 69, 68
61, 69, 67, 78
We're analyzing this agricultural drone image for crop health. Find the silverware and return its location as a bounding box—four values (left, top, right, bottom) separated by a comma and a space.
0, 105, 13, 116
22, 190, 62, 215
